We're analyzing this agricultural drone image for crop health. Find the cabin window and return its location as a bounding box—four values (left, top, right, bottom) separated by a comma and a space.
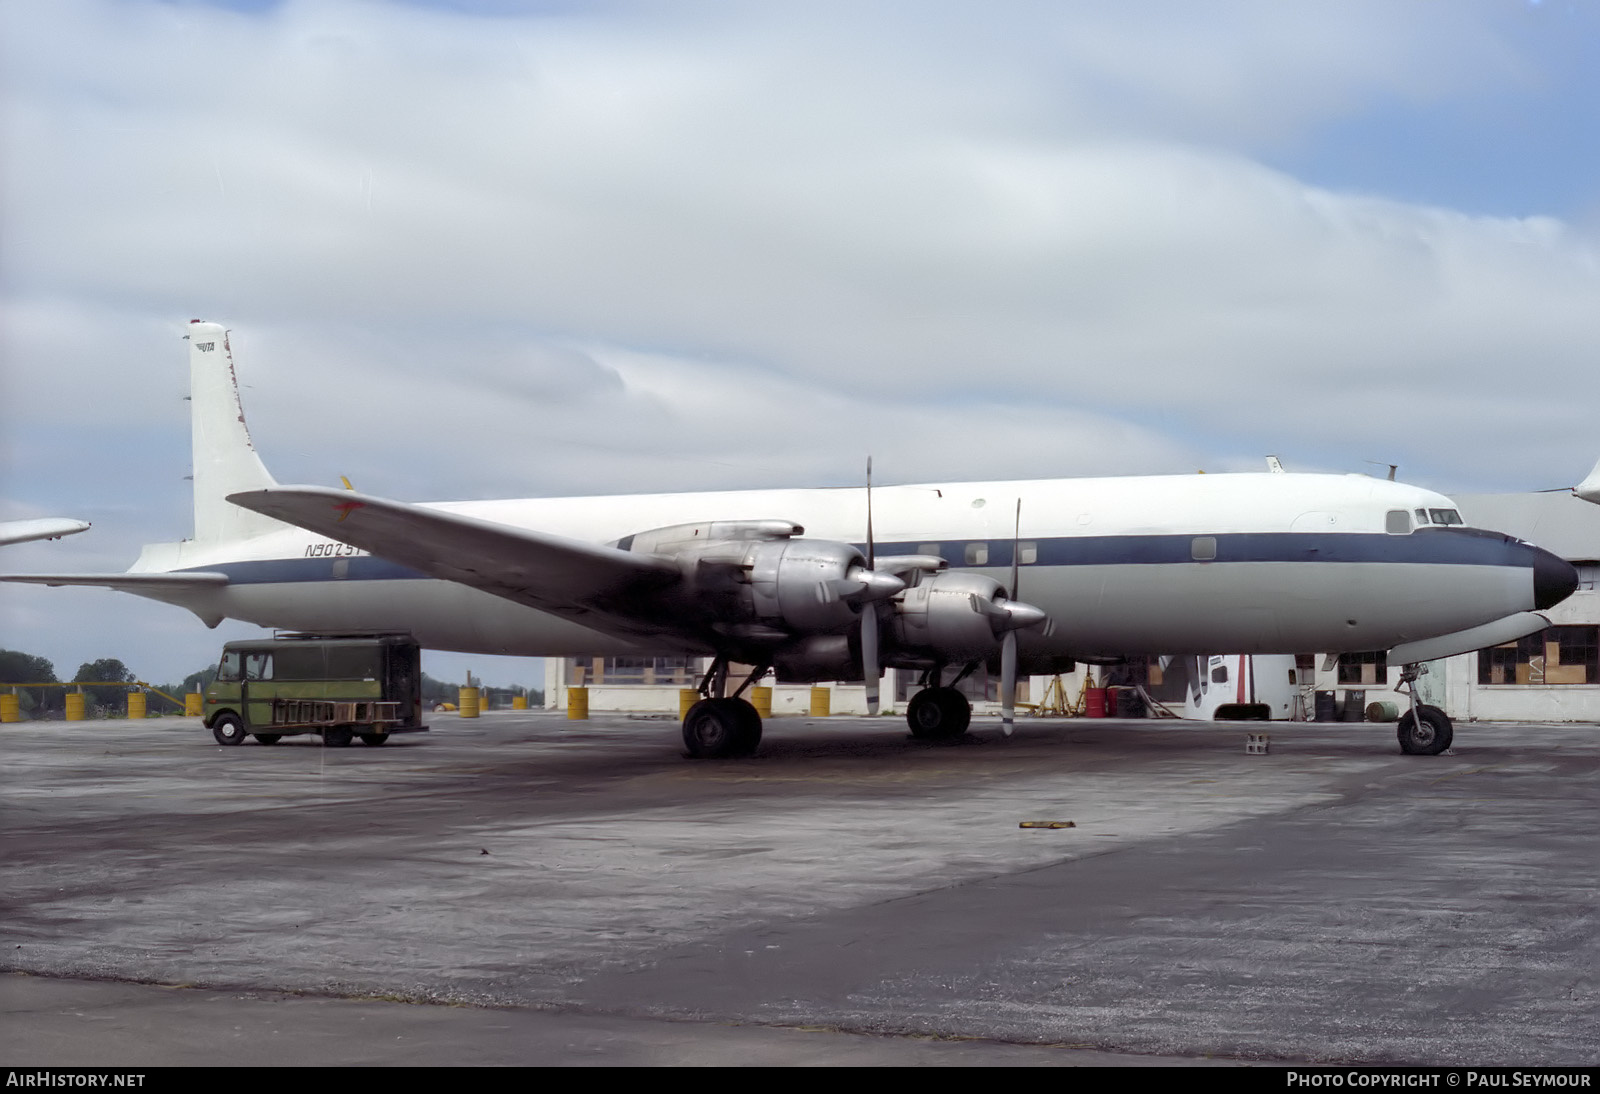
1478, 626, 1598, 685
1414, 509, 1430, 525
964, 542, 989, 566
1385, 510, 1412, 534
1018, 541, 1038, 565
1337, 651, 1387, 686
1191, 536, 1217, 561
918, 543, 941, 558
1211, 665, 1229, 684
1428, 508, 1464, 526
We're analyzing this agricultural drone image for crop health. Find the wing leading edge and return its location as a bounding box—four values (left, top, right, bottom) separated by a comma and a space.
227, 485, 682, 634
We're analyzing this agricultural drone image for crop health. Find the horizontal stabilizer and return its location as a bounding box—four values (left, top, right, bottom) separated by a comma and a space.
1388, 610, 1550, 665
0, 571, 229, 589
227, 486, 681, 625
0, 519, 91, 547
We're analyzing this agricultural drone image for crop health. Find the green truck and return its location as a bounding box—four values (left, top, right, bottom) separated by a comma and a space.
203, 634, 427, 747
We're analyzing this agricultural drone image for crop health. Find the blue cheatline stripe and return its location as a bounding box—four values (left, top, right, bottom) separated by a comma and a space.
180, 528, 1533, 586
872, 527, 1532, 568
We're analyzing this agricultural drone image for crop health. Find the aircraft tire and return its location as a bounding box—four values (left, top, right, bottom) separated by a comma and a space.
211, 714, 247, 747
323, 725, 355, 748
907, 687, 971, 740
1396, 704, 1453, 755
683, 698, 762, 759
254, 734, 282, 745
359, 733, 389, 747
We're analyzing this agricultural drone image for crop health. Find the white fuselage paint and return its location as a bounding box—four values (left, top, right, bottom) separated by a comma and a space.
126, 471, 1541, 662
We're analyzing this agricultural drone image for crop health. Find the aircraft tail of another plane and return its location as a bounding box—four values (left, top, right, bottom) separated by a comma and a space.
187, 321, 283, 543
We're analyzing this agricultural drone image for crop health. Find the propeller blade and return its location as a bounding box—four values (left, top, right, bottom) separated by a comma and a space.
1010, 498, 1021, 600
866, 457, 875, 568
861, 606, 880, 715
1000, 629, 1017, 734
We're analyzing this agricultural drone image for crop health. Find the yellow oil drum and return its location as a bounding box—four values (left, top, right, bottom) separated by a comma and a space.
567, 686, 589, 720
65, 693, 86, 721
184, 692, 202, 717
809, 686, 831, 717
750, 686, 773, 718
512, 695, 528, 710
0, 694, 19, 723
126, 692, 146, 719
679, 688, 699, 718
458, 686, 480, 718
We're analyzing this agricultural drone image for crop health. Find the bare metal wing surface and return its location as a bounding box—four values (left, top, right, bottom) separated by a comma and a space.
226, 485, 680, 633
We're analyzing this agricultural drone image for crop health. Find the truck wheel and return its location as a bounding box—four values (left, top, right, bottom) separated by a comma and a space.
358, 733, 389, 746
323, 726, 355, 748
254, 734, 282, 746
211, 715, 247, 746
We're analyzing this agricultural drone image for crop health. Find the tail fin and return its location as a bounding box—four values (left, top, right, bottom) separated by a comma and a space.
188, 320, 281, 542
1576, 458, 1600, 506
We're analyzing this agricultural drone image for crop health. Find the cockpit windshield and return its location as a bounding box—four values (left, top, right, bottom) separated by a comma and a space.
1428, 508, 1464, 526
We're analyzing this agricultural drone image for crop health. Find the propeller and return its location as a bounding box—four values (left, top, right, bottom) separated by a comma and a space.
862, 458, 880, 714
1002, 499, 1021, 734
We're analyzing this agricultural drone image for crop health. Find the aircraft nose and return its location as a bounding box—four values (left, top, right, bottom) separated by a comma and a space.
1533, 546, 1579, 610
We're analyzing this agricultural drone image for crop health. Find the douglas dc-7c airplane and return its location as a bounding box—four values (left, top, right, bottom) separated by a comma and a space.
3, 322, 1584, 759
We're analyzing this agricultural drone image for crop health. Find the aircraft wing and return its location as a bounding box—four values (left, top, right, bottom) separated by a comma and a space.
0, 518, 91, 547
0, 572, 229, 589
228, 485, 683, 630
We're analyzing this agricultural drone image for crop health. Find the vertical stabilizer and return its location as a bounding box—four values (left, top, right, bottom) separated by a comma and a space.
188, 320, 281, 542
1576, 458, 1600, 506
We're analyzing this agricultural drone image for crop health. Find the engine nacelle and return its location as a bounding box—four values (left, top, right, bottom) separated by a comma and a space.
770, 634, 860, 683
619, 520, 902, 642
888, 570, 1011, 661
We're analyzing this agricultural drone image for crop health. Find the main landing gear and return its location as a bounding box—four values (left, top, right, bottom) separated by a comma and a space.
904, 664, 974, 741
681, 658, 766, 759
1395, 662, 1453, 755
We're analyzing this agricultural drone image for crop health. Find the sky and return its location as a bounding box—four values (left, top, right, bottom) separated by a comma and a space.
2, 0, 1598, 687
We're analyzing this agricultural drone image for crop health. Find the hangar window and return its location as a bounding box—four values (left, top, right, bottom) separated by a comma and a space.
1478, 626, 1598, 685
1428, 508, 1464, 526
1190, 536, 1217, 561
1385, 510, 1412, 534
964, 542, 989, 566
1337, 651, 1387, 686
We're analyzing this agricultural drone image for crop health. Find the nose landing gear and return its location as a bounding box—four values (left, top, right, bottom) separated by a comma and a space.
1395, 662, 1453, 755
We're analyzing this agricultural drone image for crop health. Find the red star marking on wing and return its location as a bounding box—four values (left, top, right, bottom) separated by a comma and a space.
332, 499, 366, 523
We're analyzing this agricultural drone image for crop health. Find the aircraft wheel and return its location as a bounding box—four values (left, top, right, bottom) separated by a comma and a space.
211, 714, 247, 746
907, 687, 971, 740
254, 734, 282, 746
359, 733, 389, 747
1397, 705, 1453, 755
683, 698, 762, 758
323, 725, 355, 748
